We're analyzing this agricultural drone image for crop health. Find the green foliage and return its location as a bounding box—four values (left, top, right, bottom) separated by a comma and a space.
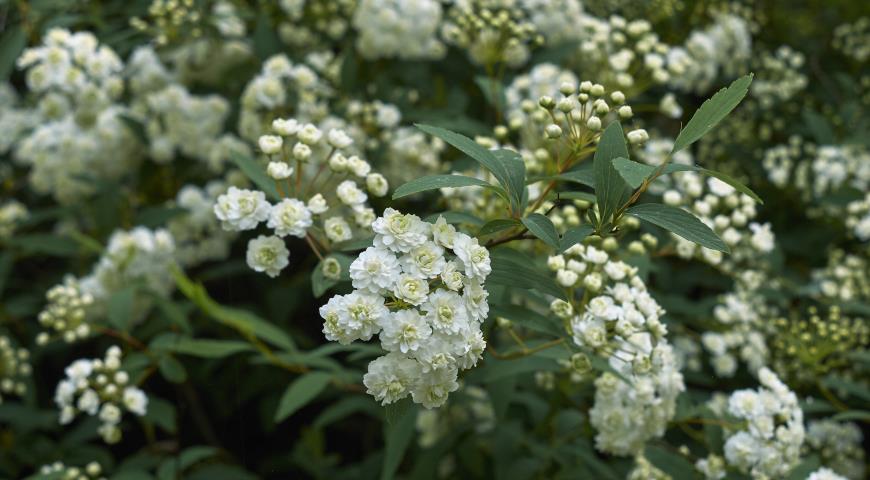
672, 74, 754, 153
627, 203, 729, 252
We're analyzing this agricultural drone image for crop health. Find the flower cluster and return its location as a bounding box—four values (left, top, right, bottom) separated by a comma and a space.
353, 0, 445, 60
721, 367, 804, 478
701, 280, 771, 377
441, 0, 544, 69
845, 192, 870, 241
805, 420, 866, 480
54, 346, 148, 443
36, 277, 95, 345
276, 0, 355, 51
750, 45, 807, 108
833, 17, 869, 63
167, 182, 238, 267
811, 250, 869, 303
668, 13, 752, 93
38, 461, 106, 480
215, 118, 388, 278
0, 336, 31, 404
320, 210, 491, 408
0, 200, 28, 239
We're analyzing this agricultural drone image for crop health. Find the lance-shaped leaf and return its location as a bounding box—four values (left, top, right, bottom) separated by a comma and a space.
274, 372, 332, 423
672, 73, 753, 153
593, 122, 631, 227
627, 203, 729, 253
559, 225, 594, 252
522, 213, 560, 249
392, 174, 493, 199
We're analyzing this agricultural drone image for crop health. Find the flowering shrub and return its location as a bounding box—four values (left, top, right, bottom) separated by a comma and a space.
0, 1, 868, 479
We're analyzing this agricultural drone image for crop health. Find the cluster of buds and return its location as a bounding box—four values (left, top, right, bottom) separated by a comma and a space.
36, 277, 95, 345
442, 0, 544, 69
130, 0, 203, 46
38, 461, 106, 480
0, 336, 31, 403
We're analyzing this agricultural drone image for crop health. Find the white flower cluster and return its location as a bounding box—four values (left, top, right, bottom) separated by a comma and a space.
384, 127, 446, 183
702, 281, 770, 377
132, 84, 230, 164
215, 118, 388, 278
0, 84, 39, 155
521, 0, 585, 45
833, 17, 869, 63
807, 468, 849, 480
668, 14, 752, 93
441, 0, 543, 69
722, 367, 804, 479
845, 192, 870, 241
16, 28, 123, 101
751, 45, 807, 108
695, 454, 727, 480
572, 15, 676, 92
319, 211, 491, 408
811, 250, 869, 303
588, 343, 684, 456
353, 0, 446, 60
36, 277, 95, 345
761, 135, 814, 191
547, 244, 685, 455
805, 420, 866, 480
811, 145, 870, 199
0, 336, 31, 404
504, 63, 577, 126
54, 346, 148, 444
79, 227, 176, 322
276, 0, 355, 51
238, 55, 332, 141
168, 183, 238, 267
0, 200, 28, 239
38, 461, 105, 480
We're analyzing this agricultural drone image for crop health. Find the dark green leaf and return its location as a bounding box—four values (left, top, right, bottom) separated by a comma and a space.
644, 446, 697, 479
672, 74, 753, 153
107, 287, 136, 330
487, 247, 565, 299
475, 75, 506, 109
521, 213, 559, 249
0, 25, 26, 81
627, 203, 729, 253
274, 372, 332, 423
611, 157, 653, 189
5, 234, 80, 257
381, 400, 417, 480
158, 355, 187, 383
424, 211, 484, 226
550, 163, 595, 187
478, 218, 522, 236
593, 122, 631, 227
229, 153, 280, 201
164, 339, 253, 358
559, 225, 594, 252
392, 174, 492, 199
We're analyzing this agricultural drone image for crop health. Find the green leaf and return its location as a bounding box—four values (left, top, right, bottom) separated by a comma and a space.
612, 157, 654, 189
164, 339, 253, 358
158, 355, 187, 383
593, 122, 631, 227
135, 206, 187, 228
487, 247, 565, 299
786, 455, 821, 480
831, 410, 870, 422
313, 396, 380, 429
490, 304, 563, 338
107, 287, 136, 330
423, 211, 484, 226
311, 252, 352, 298
559, 225, 594, 252
478, 218, 522, 236
627, 203, 729, 253
0, 25, 26, 81
557, 191, 596, 203
803, 109, 835, 144
332, 236, 374, 252
475, 75, 506, 109
381, 400, 417, 480
230, 153, 280, 201
144, 397, 176, 434
550, 163, 595, 187
521, 213, 559, 249
701, 168, 763, 204
392, 174, 492, 199
415, 124, 525, 212
173, 268, 298, 352
672, 74, 753, 153
274, 372, 332, 423
644, 446, 697, 479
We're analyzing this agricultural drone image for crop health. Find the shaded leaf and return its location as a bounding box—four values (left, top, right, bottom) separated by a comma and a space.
274, 372, 332, 423
559, 225, 594, 252
627, 203, 728, 253
392, 174, 492, 199
522, 213, 559, 249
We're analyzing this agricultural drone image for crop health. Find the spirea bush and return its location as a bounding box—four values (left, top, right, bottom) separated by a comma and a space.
0, 1, 867, 479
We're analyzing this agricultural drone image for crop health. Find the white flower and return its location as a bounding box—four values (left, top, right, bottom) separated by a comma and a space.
411, 366, 459, 409
393, 274, 429, 306
342, 292, 388, 341
363, 353, 421, 405
440, 261, 465, 291
806, 468, 848, 480
272, 118, 300, 136
327, 128, 353, 149
400, 242, 446, 279
297, 123, 322, 145
453, 233, 491, 280
372, 208, 429, 253
324, 216, 353, 242
348, 156, 371, 177
99, 403, 122, 424
267, 161, 293, 180
214, 187, 271, 231
267, 198, 312, 238
258, 135, 283, 154
245, 235, 290, 277
463, 279, 489, 322
749, 223, 775, 253
350, 247, 401, 293
557, 269, 579, 287
336, 180, 368, 207
77, 389, 100, 415
431, 216, 457, 248
292, 142, 311, 160
423, 290, 469, 334
307, 194, 328, 214
381, 309, 431, 353
365, 173, 389, 197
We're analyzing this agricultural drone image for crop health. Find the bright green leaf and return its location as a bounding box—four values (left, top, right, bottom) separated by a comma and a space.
672, 74, 753, 153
